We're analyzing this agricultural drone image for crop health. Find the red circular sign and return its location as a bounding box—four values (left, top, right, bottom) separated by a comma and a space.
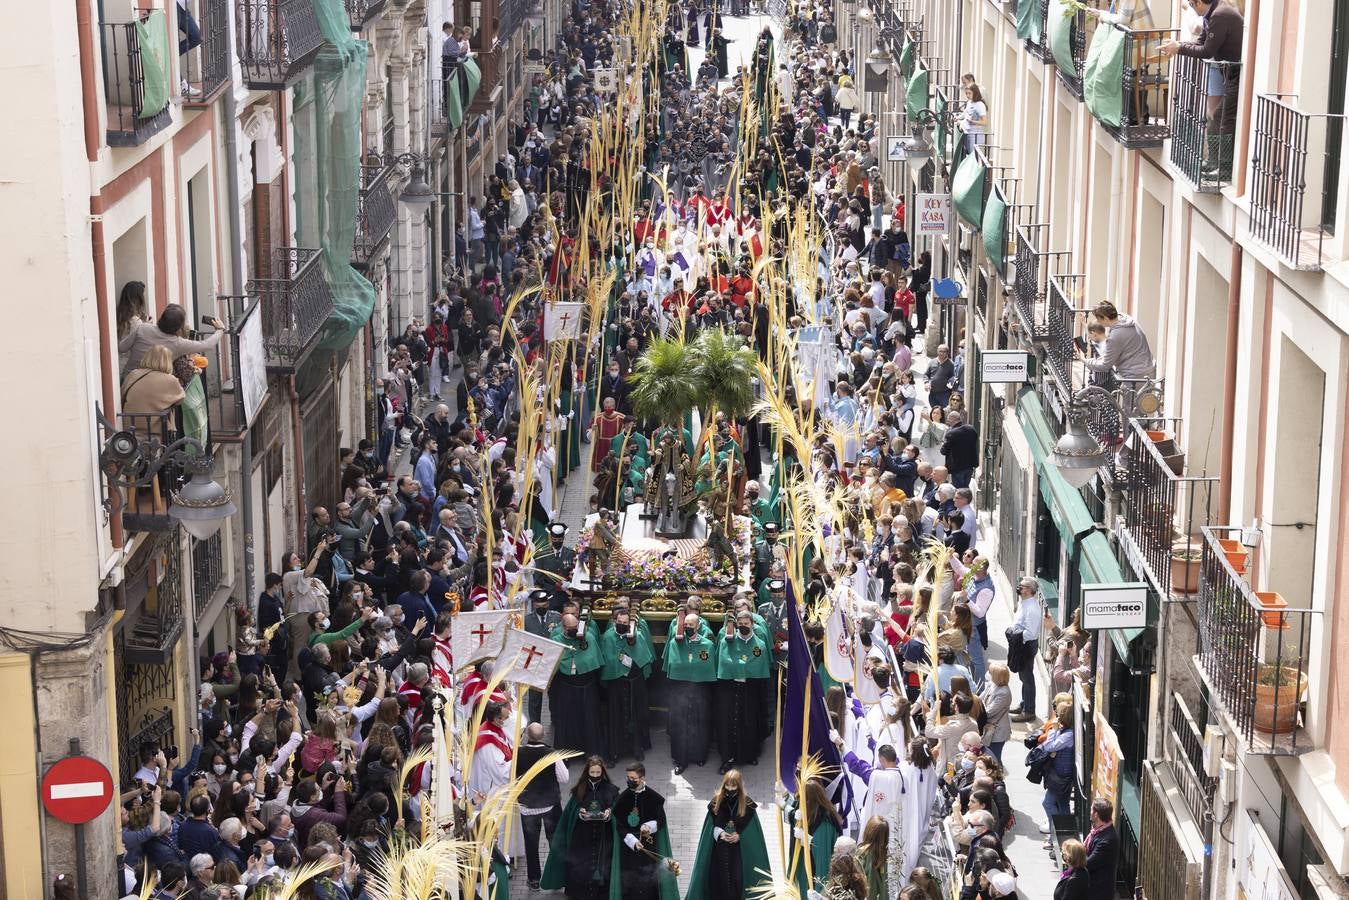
41, 756, 114, 824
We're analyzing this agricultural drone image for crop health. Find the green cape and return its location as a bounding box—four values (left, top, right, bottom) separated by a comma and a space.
684, 809, 772, 900
540, 796, 615, 891
788, 813, 841, 898
610, 822, 678, 900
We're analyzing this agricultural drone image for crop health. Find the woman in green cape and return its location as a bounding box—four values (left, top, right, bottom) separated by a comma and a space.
686, 770, 772, 900
540, 756, 620, 899
855, 815, 890, 900
786, 777, 843, 898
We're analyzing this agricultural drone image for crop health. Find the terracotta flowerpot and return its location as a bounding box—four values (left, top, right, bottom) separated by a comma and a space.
1219, 539, 1249, 575
1254, 591, 1288, 629
1146, 429, 1170, 443
1254, 667, 1306, 735
1169, 552, 1202, 594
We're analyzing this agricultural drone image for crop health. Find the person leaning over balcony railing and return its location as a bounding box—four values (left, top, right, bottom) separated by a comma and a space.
119, 303, 225, 376
1160, 0, 1244, 170
1077, 300, 1156, 382
122, 345, 186, 432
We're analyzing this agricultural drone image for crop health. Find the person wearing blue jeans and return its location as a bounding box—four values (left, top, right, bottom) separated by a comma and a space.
178, 1, 202, 54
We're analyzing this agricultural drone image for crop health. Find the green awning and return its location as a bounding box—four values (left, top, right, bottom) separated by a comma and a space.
1083, 24, 1126, 127
1047, 0, 1075, 72
906, 67, 929, 121
982, 190, 1008, 270
1017, 389, 1141, 660
952, 153, 987, 227
1017, 0, 1043, 43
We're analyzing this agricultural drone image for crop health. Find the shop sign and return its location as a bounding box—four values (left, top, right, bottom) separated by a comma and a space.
980, 350, 1030, 384
914, 193, 950, 235
1080, 583, 1148, 630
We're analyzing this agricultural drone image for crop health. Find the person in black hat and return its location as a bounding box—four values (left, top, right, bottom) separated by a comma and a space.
751, 522, 785, 589
524, 588, 563, 723
534, 521, 577, 611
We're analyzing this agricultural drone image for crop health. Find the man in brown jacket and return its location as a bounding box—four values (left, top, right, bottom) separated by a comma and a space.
1162, 0, 1244, 170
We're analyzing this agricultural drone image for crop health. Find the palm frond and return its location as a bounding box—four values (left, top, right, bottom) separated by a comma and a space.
629, 337, 700, 426
747, 873, 805, 900
691, 328, 758, 420
274, 859, 338, 900
392, 745, 435, 828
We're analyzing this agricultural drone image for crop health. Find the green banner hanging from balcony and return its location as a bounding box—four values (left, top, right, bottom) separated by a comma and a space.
1047, 0, 1075, 72
446, 68, 466, 130
463, 57, 483, 104
934, 94, 948, 165
898, 39, 915, 78
1017, 0, 1043, 43
951, 153, 986, 227
134, 9, 171, 118
304, 0, 375, 370
982, 189, 1008, 270
1083, 24, 1126, 127
906, 67, 929, 121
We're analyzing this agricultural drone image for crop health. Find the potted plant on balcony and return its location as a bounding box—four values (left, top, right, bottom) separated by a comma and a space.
1169, 544, 1202, 594
1254, 664, 1306, 735
1254, 591, 1289, 630
1140, 428, 1185, 475
1218, 538, 1250, 575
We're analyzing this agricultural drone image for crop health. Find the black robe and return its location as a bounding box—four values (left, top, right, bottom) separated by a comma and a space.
565, 781, 620, 899
550, 669, 607, 760
613, 787, 669, 900
705, 798, 757, 900
668, 680, 713, 767
603, 659, 649, 762
716, 677, 763, 766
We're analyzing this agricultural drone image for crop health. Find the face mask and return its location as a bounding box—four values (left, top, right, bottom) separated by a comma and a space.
223, 723, 232, 738
213, 764, 227, 775
228, 754, 240, 765
319, 618, 330, 631
264, 855, 275, 867
565, 627, 579, 638
724, 787, 738, 796
961, 758, 975, 771
627, 778, 640, 790
616, 622, 630, 634
737, 625, 752, 637
966, 826, 979, 841
362, 839, 380, 849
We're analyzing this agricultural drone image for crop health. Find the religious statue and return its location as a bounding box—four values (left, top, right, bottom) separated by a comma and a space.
582, 509, 622, 582
645, 431, 697, 537
702, 503, 739, 574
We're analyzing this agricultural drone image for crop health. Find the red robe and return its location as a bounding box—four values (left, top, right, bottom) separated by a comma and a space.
591, 410, 626, 471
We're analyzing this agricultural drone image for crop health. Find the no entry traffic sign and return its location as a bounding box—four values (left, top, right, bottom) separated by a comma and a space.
41, 755, 114, 824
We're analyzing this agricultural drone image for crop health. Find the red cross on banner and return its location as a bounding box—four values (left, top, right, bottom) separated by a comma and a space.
452, 610, 510, 671
499, 628, 566, 691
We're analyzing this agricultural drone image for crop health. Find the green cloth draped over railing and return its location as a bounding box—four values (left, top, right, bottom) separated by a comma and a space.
1083, 25, 1127, 126
443, 58, 485, 131
952, 153, 987, 226
307, 0, 375, 357
934, 95, 948, 165
906, 67, 929, 121
982, 190, 1008, 270
898, 39, 915, 77
1047, 0, 1075, 71
135, 9, 171, 117
1017, 0, 1043, 43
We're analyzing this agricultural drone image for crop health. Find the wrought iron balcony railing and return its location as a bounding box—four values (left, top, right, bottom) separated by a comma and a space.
382, 116, 396, 156
498, 0, 529, 42
252, 248, 333, 371
1195, 525, 1319, 755
1248, 93, 1343, 270
353, 166, 397, 269
346, 0, 388, 30
1098, 26, 1177, 148
123, 536, 186, 666
1044, 272, 1087, 392
1011, 222, 1070, 340
1056, 7, 1097, 99
118, 409, 192, 532
1169, 58, 1241, 193
236, 0, 324, 90
1118, 419, 1217, 596
102, 14, 173, 147
191, 530, 225, 619
1138, 759, 1207, 900
1023, 0, 1052, 62
182, 0, 231, 102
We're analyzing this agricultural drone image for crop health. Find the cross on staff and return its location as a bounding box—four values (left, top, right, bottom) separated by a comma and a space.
520, 645, 545, 669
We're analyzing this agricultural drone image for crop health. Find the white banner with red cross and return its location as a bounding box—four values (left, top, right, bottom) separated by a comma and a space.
498, 628, 566, 691
452, 610, 511, 671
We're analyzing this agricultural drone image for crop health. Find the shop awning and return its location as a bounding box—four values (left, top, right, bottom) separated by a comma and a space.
1016, 390, 1142, 661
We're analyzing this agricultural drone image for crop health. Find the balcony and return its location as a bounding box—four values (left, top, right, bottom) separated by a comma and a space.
252, 248, 333, 372
353, 166, 397, 269
182, 0, 231, 103
123, 535, 186, 666
1011, 222, 1071, 341
1054, 5, 1097, 99
469, 47, 504, 114
1248, 93, 1342, 270
1021, 0, 1052, 62
1195, 526, 1320, 754
236, 0, 324, 90
1118, 420, 1218, 596
191, 530, 225, 620
431, 59, 483, 136
118, 409, 193, 533
1169, 58, 1241, 193
382, 117, 396, 156
1094, 26, 1177, 148
346, 0, 388, 30
101, 13, 173, 147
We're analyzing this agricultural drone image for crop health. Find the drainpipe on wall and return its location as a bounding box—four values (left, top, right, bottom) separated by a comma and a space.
290, 374, 308, 549
1219, 242, 1242, 523
221, 15, 257, 605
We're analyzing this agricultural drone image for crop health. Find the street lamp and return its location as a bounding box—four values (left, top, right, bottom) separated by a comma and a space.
1052, 410, 1108, 488
399, 163, 436, 210
99, 416, 236, 540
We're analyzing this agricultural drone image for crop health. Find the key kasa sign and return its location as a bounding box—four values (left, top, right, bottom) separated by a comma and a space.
914, 193, 951, 235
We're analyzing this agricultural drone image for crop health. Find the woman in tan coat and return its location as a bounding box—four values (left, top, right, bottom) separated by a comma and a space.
121, 345, 186, 431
